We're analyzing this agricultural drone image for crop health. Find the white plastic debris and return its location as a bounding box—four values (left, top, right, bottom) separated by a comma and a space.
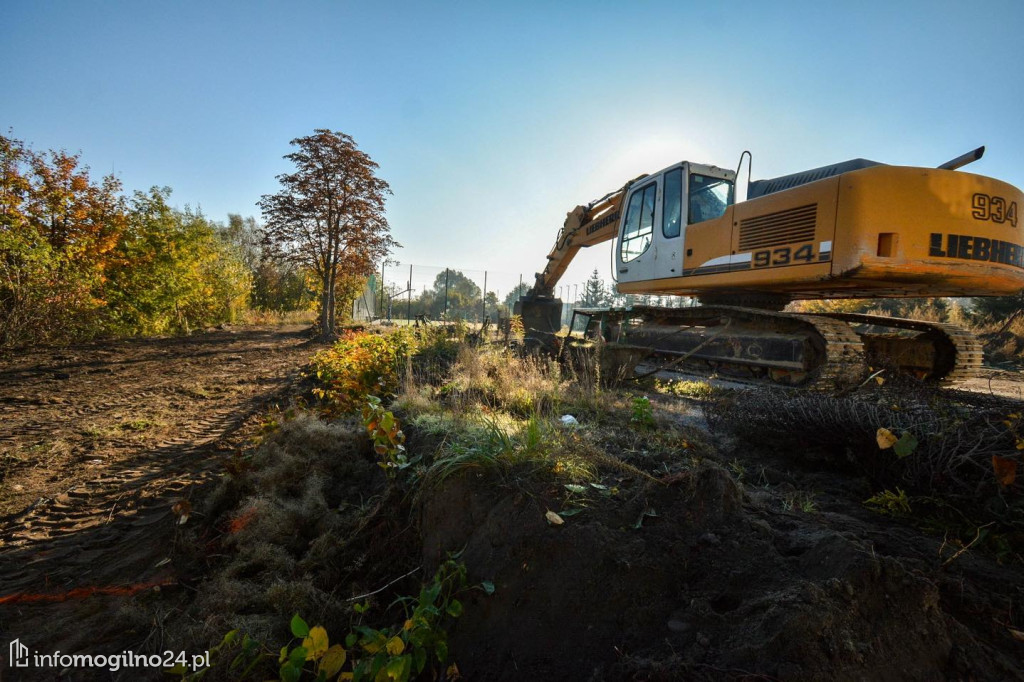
560, 415, 579, 427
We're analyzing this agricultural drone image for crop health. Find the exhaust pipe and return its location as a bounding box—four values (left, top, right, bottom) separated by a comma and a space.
937, 146, 985, 171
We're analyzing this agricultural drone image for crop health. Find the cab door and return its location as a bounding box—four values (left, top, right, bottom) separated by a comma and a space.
616, 174, 661, 285
652, 165, 685, 279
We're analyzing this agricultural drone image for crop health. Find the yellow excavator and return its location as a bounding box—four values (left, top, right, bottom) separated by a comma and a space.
516, 147, 1024, 385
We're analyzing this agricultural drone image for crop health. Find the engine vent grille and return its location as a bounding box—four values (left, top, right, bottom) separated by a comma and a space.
738, 204, 817, 251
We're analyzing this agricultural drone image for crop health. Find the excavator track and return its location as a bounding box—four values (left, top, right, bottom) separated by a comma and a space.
809, 313, 984, 383
579, 305, 866, 388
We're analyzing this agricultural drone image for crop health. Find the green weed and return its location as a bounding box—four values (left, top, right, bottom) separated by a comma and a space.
629, 396, 655, 429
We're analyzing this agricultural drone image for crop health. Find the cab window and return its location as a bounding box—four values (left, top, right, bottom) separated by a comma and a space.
620, 182, 656, 262
688, 174, 734, 224
662, 168, 682, 238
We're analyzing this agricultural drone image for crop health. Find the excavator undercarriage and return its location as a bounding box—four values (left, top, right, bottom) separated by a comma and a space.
561, 305, 984, 388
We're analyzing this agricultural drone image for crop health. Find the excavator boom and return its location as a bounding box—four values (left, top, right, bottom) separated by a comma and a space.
530, 179, 640, 297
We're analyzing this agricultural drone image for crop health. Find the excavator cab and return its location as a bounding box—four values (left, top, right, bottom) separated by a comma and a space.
616, 162, 735, 285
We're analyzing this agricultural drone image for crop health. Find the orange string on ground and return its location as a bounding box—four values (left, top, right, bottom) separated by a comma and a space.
0, 580, 175, 605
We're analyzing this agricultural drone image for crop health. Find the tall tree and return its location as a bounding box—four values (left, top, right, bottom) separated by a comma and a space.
220, 214, 312, 312
428, 269, 482, 320
503, 282, 529, 311
259, 130, 396, 339
579, 268, 612, 308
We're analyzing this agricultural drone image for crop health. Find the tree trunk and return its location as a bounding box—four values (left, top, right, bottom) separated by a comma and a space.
318, 275, 332, 341
328, 285, 336, 332
327, 263, 337, 333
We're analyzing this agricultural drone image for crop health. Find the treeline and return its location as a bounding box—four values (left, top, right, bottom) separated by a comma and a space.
381, 268, 694, 323
0, 134, 312, 348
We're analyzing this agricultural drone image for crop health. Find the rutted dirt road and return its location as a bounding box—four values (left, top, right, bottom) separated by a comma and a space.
0, 325, 320, 669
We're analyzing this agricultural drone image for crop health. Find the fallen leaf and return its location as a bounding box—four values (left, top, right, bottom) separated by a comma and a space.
893, 432, 919, 458
992, 455, 1017, 487
545, 510, 564, 526
1009, 628, 1024, 642
876, 427, 898, 449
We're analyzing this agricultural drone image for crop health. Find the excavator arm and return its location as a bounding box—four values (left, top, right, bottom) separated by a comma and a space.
517, 177, 643, 349
529, 182, 634, 297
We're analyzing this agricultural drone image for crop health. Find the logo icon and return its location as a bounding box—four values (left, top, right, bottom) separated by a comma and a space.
9, 638, 30, 667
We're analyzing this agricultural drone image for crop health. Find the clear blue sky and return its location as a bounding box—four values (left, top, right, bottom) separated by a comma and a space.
4, 0, 1023, 299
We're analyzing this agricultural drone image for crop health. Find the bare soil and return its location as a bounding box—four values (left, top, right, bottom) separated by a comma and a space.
2, 330, 1023, 680
419, 410, 1024, 681
0, 325, 321, 673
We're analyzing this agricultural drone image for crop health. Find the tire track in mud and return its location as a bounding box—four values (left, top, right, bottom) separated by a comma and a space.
0, 326, 318, 597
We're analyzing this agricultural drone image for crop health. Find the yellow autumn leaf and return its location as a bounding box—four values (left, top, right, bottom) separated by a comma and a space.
545, 510, 564, 525
876, 427, 898, 450
302, 625, 329, 660
320, 644, 346, 677
403, 619, 413, 631
385, 636, 405, 655
340, 674, 354, 681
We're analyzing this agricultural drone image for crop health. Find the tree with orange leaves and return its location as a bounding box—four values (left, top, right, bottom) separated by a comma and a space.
259, 130, 397, 340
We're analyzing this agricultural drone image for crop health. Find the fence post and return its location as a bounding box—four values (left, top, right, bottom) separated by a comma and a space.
379, 261, 385, 319
482, 271, 487, 323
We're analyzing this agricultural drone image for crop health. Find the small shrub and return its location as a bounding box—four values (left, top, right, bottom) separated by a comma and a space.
630, 396, 655, 429
198, 560, 474, 682
309, 329, 415, 413
655, 378, 713, 400
363, 395, 415, 479
865, 488, 912, 516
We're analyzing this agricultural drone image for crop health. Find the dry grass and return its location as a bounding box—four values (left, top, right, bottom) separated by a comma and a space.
445, 345, 563, 415
237, 309, 317, 326
171, 411, 390, 670
396, 343, 704, 494
979, 315, 1024, 366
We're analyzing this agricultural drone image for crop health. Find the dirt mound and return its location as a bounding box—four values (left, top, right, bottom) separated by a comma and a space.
420, 462, 1021, 681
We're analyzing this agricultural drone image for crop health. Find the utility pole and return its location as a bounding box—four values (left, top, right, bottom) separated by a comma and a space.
443, 268, 450, 319
379, 261, 385, 319
481, 271, 488, 323
406, 264, 412, 322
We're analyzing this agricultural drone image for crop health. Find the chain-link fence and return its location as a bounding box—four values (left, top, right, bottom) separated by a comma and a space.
370, 263, 528, 324
364, 262, 695, 328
